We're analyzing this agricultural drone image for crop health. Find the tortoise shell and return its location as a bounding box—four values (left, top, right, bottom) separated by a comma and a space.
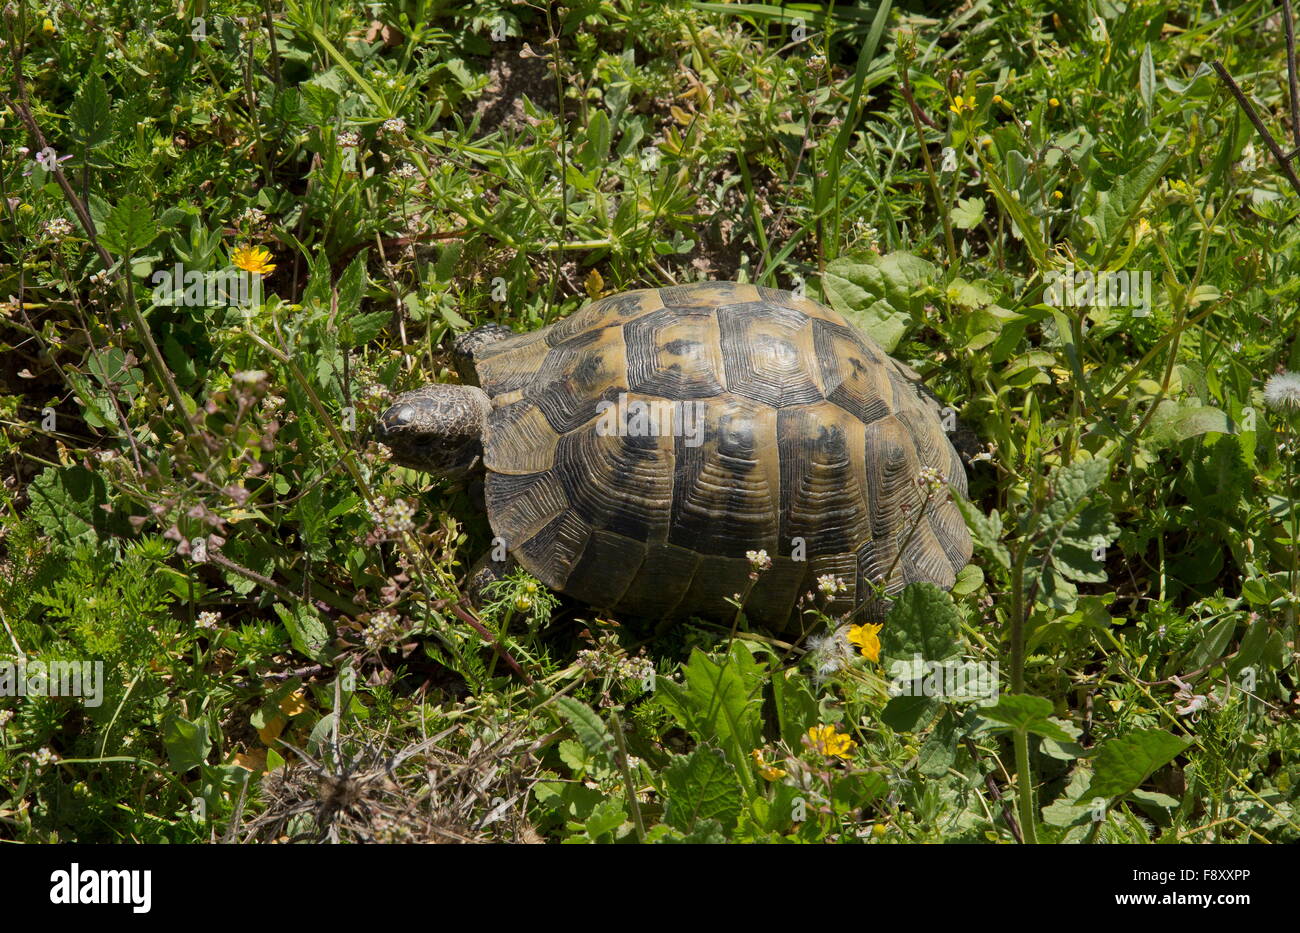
473, 281, 970, 629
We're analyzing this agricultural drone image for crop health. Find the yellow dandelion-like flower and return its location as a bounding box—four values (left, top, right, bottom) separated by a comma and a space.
1052, 190, 1064, 201
847, 623, 883, 662
232, 245, 276, 275
42, 18, 56, 35
804, 724, 856, 760
949, 95, 974, 116
751, 748, 787, 781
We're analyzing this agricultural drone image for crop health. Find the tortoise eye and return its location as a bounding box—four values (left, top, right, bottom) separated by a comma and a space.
382, 404, 417, 430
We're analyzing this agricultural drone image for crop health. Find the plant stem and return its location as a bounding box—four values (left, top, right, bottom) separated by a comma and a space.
1012, 727, 1038, 844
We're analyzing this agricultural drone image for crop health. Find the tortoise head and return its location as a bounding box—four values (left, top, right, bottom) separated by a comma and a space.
375, 384, 492, 479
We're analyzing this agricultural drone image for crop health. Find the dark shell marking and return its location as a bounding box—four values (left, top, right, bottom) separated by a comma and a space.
476, 282, 971, 629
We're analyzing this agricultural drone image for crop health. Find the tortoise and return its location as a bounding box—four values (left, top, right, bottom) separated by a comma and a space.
375, 281, 971, 630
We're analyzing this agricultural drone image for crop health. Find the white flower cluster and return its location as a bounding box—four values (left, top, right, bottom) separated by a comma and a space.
817, 574, 846, 598
576, 634, 655, 683
363, 610, 405, 649
368, 495, 416, 536
917, 465, 947, 498
42, 217, 73, 239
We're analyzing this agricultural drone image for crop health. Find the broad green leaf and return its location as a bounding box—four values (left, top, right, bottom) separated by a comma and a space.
583, 797, 626, 839
25, 466, 113, 549
1041, 765, 1095, 827
663, 747, 743, 833
953, 498, 1011, 572
950, 196, 985, 230
979, 694, 1076, 742
70, 74, 112, 148
950, 562, 984, 596
1147, 399, 1234, 447
917, 710, 960, 776
162, 713, 211, 773
273, 603, 334, 665
1080, 149, 1175, 265
335, 251, 367, 318
1080, 730, 1191, 801
1181, 616, 1236, 673
100, 194, 158, 257
1042, 457, 1111, 532
880, 582, 963, 662
820, 250, 937, 351
655, 642, 765, 766
880, 692, 941, 732
340, 311, 389, 348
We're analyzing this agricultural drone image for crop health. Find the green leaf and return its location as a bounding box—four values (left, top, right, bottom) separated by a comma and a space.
1139, 44, 1155, 112
340, 310, 389, 348
981, 161, 1049, 268
663, 747, 743, 833
1147, 399, 1234, 447
1080, 149, 1175, 265
335, 251, 367, 318
770, 666, 820, 750
1041, 765, 1095, 827
880, 692, 941, 732
880, 582, 963, 662
656, 642, 765, 768
554, 696, 615, 765
162, 713, 211, 773
953, 498, 1011, 572
917, 710, 960, 777
583, 797, 626, 839
273, 603, 334, 665
980, 694, 1077, 742
1182, 616, 1236, 673
1040, 457, 1119, 584
950, 562, 984, 596
820, 250, 937, 351
100, 194, 158, 257
70, 74, 112, 148
25, 465, 113, 550
950, 196, 985, 230
1080, 730, 1191, 801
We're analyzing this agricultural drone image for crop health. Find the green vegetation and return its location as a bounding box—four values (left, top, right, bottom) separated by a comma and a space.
1, 0, 1298, 843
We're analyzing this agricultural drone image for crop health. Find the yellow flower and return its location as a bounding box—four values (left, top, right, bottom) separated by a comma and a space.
847, 623, 883, 662
751, 748, 787, 781
992, 94, 1004, 105
1049, 97, 1061, 108
232, 245, 276, 275
42, 18, 55, 35
1052, 189, 1064, 201
804, 724, 856, 760
949, 95, 974, 116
